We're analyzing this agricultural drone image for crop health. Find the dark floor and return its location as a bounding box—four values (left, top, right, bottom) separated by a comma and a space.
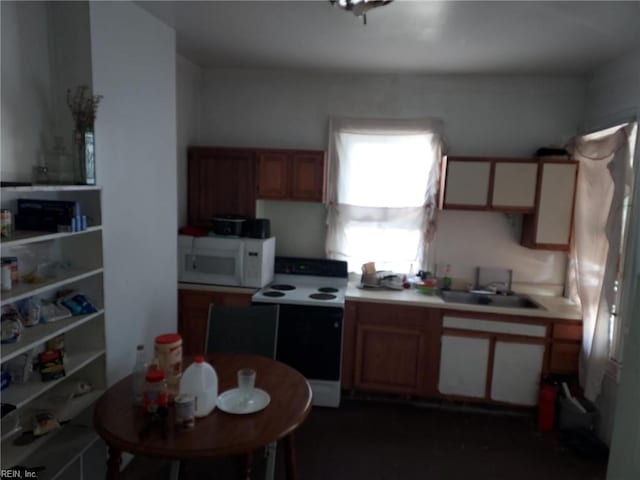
121, 397, 608, 480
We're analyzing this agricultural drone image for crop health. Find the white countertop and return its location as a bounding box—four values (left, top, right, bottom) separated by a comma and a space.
345, 283, 582, 321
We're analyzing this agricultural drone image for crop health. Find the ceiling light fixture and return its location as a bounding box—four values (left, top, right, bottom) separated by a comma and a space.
330, 0, 394, 25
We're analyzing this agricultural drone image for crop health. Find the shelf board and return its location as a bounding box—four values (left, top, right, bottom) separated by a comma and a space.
1, 310, 105, 364
0, 226, 103, 248
0, 267, 104, 306
1, 349, 106, 409
1, 185, 101, 193
1, 408, 101, 471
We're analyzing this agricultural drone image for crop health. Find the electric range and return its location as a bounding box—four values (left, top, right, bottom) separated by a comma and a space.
252, 257, 348, 407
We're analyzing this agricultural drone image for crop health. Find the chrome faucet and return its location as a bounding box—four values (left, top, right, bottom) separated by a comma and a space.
475, 267, 513, 294
479, 281, 510, 294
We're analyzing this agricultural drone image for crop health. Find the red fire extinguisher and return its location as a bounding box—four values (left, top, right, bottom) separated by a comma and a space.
538, 383, 558, 432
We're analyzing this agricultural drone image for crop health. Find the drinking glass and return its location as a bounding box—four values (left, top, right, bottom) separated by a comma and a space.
237, 368, 256, 403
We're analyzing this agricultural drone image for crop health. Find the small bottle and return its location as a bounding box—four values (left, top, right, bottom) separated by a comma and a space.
443, 264, 452, 290
132, 344, 148, 405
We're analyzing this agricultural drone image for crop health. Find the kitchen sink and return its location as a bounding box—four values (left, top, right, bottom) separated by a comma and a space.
439, 290, 544, 310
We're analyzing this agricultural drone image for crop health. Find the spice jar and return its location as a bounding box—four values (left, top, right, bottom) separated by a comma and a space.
142, 369, 169, 414
154, 333, 182, 399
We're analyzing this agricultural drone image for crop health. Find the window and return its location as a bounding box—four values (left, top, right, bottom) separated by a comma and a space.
326, 117, 443, 273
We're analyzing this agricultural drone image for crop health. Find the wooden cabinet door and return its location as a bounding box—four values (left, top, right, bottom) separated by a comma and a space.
178, 289, 215, 355
257, 151, 290, 199
355, 322, 425, 394
490, 339, 545, 406
549, 342, 581, 374
188, 147, 256, 228
438, 333, 490, 398
442, 157, 492, 209
178, 289, 253, 355
492, 161, 537, 211
521, 160, 578, 250
341, 301, 357, 390
351, 303, 440, 395
290, 151, 325, 202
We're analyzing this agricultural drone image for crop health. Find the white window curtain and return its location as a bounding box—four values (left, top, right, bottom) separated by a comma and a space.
325, 117, 443, 273
566, 124, 635, 402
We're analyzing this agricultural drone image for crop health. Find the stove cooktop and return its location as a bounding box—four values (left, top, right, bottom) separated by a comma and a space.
252, 257, 348, 307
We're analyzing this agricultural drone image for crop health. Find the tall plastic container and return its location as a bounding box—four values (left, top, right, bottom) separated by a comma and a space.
179, 356, 218, 417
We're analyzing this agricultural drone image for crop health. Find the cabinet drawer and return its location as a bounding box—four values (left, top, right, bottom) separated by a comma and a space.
553, 324, 582, 340
443, 316, 546, 338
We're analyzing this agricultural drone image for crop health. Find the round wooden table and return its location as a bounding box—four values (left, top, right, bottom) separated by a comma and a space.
94, 353, 313, 479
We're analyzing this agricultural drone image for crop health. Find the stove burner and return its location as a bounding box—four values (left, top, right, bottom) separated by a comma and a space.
269, 284, 296, 291
262, 291, 286, 298
309, 293, 337, 300
318, 287, 339, 293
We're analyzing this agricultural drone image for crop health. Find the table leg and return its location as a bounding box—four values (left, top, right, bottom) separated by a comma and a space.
284, 433, 297, 480
106, 446, 122, 480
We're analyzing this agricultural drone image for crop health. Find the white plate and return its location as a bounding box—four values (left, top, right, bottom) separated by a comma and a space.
217, 388, 271, 415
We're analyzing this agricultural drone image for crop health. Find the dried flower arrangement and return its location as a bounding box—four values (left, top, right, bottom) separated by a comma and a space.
66, 85, 103, 131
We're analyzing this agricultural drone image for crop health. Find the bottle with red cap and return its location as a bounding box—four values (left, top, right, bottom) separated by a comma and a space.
179, 355, 218, 418
142, 368, 169, 414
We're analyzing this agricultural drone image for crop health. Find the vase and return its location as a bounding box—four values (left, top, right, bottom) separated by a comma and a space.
73, 127, 96, 185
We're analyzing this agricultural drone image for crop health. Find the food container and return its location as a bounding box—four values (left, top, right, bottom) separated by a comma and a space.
174, 394, 195, 430
212, 215, 246, 236
1, 210, 13, 239
416, 279, 437, 295
154, 333, 183, 398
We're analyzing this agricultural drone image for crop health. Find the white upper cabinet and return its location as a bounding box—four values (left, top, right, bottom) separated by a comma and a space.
521, 160, 578, 250
440, 156, 538, 212
441, 158, 492, 208
492, 161, 538, 210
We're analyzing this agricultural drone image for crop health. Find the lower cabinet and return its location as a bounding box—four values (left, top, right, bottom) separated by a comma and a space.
439, 314, 548, 406
343, 302, 581, 407
343, 301, 441, 397
438, 333, 490, 398
178, 287, 253, 355
490, 339, 545, 406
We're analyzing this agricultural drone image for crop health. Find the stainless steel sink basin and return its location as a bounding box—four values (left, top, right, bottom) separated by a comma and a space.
439, 290, 544, 310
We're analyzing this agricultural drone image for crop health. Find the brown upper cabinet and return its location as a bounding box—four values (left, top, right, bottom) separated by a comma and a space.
521, 159, 578, 251
440, 156, 538, 212
257, 149, 326, 202
188, 147, 257, 227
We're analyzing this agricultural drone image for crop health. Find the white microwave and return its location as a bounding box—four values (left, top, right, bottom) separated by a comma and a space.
178, 235, 275, 288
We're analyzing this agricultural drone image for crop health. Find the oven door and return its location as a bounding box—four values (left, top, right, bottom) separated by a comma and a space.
274, 304, 343, 381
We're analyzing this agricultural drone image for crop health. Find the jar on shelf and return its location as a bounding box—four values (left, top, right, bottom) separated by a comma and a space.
142, 369, 168, 414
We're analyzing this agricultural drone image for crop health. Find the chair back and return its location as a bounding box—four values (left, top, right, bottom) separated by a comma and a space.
206, 304, 279, 359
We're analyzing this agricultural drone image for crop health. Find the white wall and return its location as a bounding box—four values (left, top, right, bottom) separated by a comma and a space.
176, 55, 202, 227
1, 1, 55, 181
90, 1, 178, 385
49, 0, 93, 165
585, 49, 640, 131
198, 69, 584, 283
